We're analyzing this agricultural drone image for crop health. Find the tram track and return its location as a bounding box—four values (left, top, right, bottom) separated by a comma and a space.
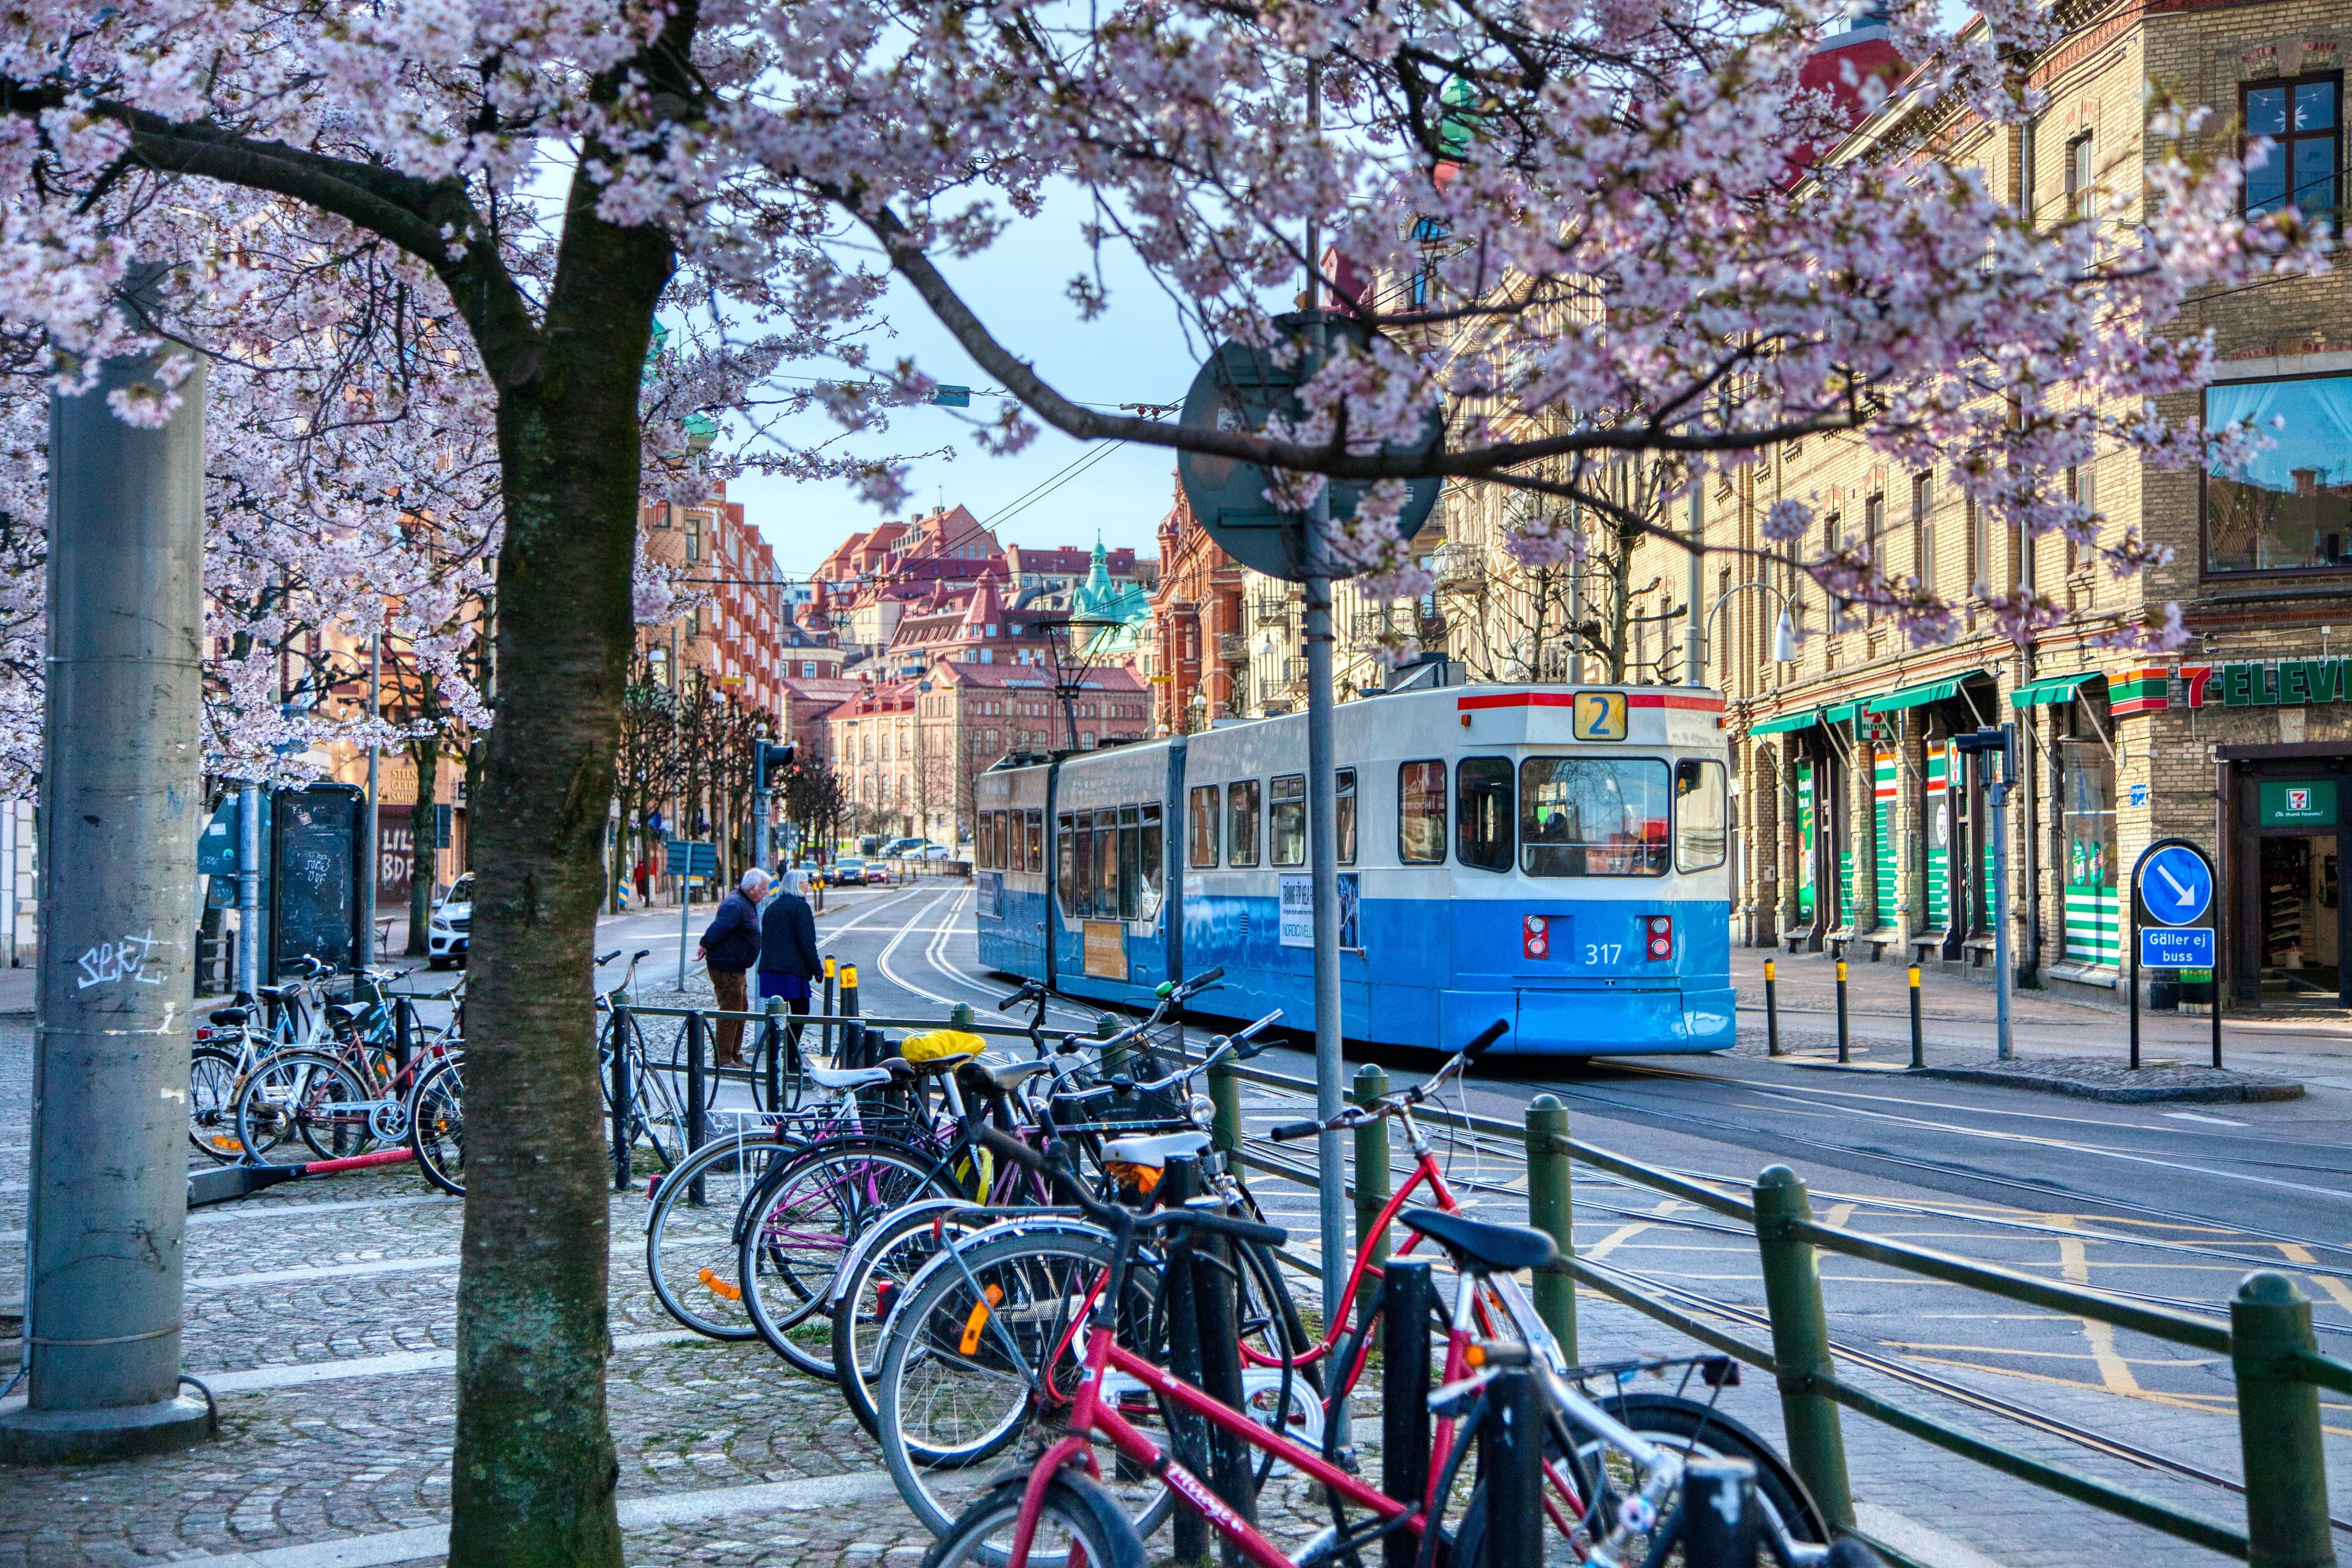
1501, 1071, 2352, 1264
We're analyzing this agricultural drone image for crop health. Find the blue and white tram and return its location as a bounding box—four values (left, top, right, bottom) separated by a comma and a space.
970, 682, 1734, 1056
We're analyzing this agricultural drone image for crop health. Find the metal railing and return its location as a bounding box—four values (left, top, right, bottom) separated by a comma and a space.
592, 982, 2347, 1567
1200, 1053, 2344, 1568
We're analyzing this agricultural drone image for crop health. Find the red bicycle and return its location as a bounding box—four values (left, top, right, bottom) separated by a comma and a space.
936, 1128, 1849, 1568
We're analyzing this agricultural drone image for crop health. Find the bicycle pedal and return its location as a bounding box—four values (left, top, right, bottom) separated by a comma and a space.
1328, 1446, 1360, 1475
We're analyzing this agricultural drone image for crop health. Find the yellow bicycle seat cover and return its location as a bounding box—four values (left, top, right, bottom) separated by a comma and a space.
902, 1028, 987, 1063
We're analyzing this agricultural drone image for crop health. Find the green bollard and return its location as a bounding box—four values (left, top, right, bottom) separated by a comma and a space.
1752, 1164, 1854, 1532
2233, 1271, 2337, 1568
1351, 1064, 1392, 1280
1525, 1094, 1576, 1362
1095, 1012, 1125, 1083
1208, 1058, 1244, 1182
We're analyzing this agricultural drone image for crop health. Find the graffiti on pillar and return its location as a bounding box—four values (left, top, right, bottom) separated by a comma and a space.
77, 929, 164, 988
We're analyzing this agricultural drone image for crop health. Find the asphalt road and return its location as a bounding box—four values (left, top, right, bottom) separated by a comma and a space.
771, 875, 2352, 1567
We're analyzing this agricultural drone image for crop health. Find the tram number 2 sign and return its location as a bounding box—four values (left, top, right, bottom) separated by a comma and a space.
1572, 692, 1628, 741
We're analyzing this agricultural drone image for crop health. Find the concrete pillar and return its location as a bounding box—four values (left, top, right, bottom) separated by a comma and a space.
0, 312, 212, 1460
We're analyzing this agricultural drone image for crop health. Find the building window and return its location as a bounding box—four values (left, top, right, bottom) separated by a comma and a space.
1967, 497, 1989, 596
2245, 75, 2339, 223
2065, 132, 2095, 223
1189, 784, 1220, 867
685, 518, 702, 561
1270, 774, 1306, 866
2204, 373, 2352, 572
1398, 761, 1446, 864
2060, 738, 2118, 967
2067, 464, 2097, 577
1911, 472, 1935, 589
1227, 780, 1261, 867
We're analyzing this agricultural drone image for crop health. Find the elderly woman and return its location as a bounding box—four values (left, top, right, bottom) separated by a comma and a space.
697, 867, 771, 1068
759, 869, 824, 1054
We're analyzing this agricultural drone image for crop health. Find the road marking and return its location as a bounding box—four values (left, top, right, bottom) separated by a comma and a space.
189, 1254, 462, 1290
2162, 1110, 2248, 1127
874, 888, 970, 1009
198, 1327, 706, 1393
145, 1468, 905, 1568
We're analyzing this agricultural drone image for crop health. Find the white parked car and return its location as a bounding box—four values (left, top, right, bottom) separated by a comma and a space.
428, 872, 473, 970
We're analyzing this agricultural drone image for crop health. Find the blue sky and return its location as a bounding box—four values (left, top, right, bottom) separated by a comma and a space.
726, 187, 1215, 580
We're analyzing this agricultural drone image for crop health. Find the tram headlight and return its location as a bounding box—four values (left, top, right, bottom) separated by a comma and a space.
1645, 914, 1673, 960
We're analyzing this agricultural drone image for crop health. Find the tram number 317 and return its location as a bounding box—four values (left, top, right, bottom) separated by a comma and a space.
1584, 943, 1623, 964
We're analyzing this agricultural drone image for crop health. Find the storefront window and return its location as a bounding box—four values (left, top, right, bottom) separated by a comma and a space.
2060, 739, 2118, 967
1399, 761, 1446, 864
1519, 757, 1669, 876
2204, 374, 2352, 572
1795, 758, 1816, 921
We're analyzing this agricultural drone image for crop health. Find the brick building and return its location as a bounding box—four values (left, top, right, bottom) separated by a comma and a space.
1706, 0, 2352, 1013
637, 481, 788, 718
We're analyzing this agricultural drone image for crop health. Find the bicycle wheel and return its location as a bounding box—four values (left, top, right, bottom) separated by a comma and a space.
832, 1199, 996, 1437
644, 1130, 803, 1341
739, 1137, 958, 1376
189, 1046, 247, 1163
921, 1474, 1147, 1568
1449, 1389, 1826, 1567
408, 1055, 466, 1196
234, 1050, 376, 1165
875, 1223, 1175, 1557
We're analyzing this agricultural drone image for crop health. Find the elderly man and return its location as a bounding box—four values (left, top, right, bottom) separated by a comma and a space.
697, 867, 770, 1068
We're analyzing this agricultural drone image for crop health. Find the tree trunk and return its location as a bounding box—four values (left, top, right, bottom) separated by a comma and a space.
406, 737, 437, 956
447, 172, 673, 1568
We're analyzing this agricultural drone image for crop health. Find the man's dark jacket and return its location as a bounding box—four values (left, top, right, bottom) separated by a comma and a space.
700, 892, 762, 973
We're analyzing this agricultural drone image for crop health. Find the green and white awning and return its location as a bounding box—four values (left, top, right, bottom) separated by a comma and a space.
1868, 668, 1991, 714
1749, 709, 1820, 736
2011, 671, 2103, 709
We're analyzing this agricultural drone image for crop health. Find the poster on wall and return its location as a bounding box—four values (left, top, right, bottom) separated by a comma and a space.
1280, 873, 1362, 951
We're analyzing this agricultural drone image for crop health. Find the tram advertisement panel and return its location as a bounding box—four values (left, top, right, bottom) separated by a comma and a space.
1280, 873, 1362, 950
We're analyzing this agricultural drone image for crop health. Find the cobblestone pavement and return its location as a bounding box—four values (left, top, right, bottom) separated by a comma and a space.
7, 925, 2352, 1568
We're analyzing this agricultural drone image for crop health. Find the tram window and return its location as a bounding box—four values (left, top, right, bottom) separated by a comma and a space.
1140, 803, 1164, 915
1337, 769, 1358, 865
1675, 760, 1728, 873
1229, 780, 1262, 867
1092, 809, 1118, 918
1519, 757, 1670, 877
1025, 809, 1044, 873
1270, 774, 1307, 866
1457, 758, 1514, 873
1118, 805, 1142, 920
1398, 760, 1447, 864
1057, 813, 1077, 911
1189, 785, 1220, 867
978, 812, 993, 869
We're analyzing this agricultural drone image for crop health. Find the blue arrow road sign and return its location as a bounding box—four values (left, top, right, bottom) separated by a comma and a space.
2138, 844, 2213, 927
2139, 925, 2215, 968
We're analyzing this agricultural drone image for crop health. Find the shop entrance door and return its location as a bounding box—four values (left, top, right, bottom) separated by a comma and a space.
2257, 832, 2341, 1003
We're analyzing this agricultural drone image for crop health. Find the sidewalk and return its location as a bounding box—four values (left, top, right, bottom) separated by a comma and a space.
1732, 946, 2352, 1093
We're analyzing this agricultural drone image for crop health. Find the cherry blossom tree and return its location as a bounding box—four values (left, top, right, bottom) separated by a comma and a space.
0, 0, 2325, 1556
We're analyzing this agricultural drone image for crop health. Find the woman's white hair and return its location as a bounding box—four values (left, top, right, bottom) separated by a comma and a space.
780, 869, 809, 899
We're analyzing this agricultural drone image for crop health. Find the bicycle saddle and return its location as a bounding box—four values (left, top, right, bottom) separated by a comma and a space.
255, 986, 294, 1003
902, 1050, 978, 1074
325, 1003, 360, 1028
208, 1007, 251, 1027
1101, 1129, 1212, 1168
982, 1060, 1050, 1091
809, 1063, 894, 1091
1398, 1208, 1558, 1275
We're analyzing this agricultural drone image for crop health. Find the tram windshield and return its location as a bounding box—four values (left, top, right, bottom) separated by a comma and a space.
1520, 757, 1671, 877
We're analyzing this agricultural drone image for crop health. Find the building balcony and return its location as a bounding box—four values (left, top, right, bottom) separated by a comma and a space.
1251, 592, 1294, 627
1217, 633, 1250, 663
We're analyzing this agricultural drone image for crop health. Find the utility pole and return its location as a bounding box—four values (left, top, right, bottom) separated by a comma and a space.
0, 292, 213, 1460
359, 630, 380, 968
1686, 484, 1705, 687
1300, 62, 1351, 1446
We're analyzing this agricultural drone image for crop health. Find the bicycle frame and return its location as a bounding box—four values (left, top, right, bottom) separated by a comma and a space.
1012, 1323, 1411, 1568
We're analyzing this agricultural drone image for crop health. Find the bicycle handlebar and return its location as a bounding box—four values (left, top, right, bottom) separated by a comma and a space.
998, 980, 1045, 1012
1264, 1019, 1509, 1139
596, 949, 620, 967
